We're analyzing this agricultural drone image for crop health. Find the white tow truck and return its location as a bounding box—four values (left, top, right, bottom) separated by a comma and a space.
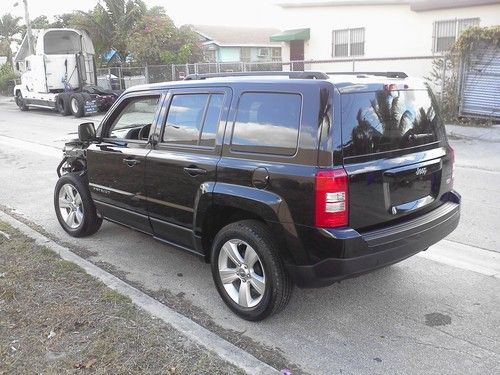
13, 28, 120, 117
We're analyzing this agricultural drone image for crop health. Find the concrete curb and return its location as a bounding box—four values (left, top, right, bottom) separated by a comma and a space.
446, 124, 500, 143
0, 211, 279, 375
417, 239, 500, 279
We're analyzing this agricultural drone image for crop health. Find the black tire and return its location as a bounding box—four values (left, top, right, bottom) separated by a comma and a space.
69, 93, 85, 118
15, 91, 29, 111
210, 220, 293, 321
54, 173, 102, 237
56, 93, 71, 116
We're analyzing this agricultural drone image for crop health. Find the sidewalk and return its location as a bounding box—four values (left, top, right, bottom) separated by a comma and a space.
446, 124, 500, 143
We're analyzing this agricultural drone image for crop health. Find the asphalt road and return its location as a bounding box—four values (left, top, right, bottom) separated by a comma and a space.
1, 98, 499, 375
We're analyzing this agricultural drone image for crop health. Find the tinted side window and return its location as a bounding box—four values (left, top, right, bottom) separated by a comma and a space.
201, 94, 224, 147
163, 94, 208, 146
341, 90, 440, 158
163, 93, 224, 147
231, 93, 301, 156
108, 96, 160, 139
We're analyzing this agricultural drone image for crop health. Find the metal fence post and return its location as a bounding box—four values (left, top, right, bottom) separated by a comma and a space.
118, 66, 123, 90
144, 63, 149, 84
171, 64, 176, 81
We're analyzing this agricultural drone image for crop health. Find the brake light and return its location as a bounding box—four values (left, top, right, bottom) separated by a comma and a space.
315, 168, 349, 227
383, 83, 409, 91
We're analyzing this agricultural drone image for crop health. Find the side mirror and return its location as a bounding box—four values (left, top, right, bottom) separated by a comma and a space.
78, 122, 97, 142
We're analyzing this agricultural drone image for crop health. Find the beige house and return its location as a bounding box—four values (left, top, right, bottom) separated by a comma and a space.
271, 0, 500, 76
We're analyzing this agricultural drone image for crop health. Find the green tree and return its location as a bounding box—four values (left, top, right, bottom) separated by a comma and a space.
72, 0, 147, 59
30, 15, 50, 29
128, 12, 201, 65
51, 13, 75, 28
28, 13, 76, 30
0, 13, 23, 64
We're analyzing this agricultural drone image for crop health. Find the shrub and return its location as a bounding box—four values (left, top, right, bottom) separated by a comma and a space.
0, 63, 16, 96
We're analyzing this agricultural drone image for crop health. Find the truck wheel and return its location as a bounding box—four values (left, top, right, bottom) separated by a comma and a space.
57, 93, 71, 116
210, 220, 293, 321
54, 173, 102, 237
70, 93, 85, 118
16, 92, 29, 111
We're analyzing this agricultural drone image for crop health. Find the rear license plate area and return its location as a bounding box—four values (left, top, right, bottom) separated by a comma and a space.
389, 175, 433, 206
383, 159, 442, 213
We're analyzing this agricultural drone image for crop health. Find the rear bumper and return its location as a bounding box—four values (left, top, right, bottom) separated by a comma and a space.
288, 191, 461, 288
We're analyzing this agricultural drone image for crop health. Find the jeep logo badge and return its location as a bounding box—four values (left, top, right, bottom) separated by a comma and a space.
415, 167, 427, 176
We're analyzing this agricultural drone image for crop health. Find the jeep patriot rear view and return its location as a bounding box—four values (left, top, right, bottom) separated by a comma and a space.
54, 71, 460, 321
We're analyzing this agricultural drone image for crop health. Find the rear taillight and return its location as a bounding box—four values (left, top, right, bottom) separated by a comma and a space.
315, 168, 348, 228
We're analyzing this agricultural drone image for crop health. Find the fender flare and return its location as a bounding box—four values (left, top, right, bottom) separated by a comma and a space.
13, 85, 23, 97
193, 182, 306, 265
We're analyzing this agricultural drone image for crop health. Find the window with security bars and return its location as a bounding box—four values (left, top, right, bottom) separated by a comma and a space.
433, 18, 479, 52
240, 48, 251, 62
332, 28, 365, 57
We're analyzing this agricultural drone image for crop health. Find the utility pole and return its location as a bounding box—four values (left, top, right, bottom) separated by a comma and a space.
14, 0, 33, 54
23, 0, 33, 54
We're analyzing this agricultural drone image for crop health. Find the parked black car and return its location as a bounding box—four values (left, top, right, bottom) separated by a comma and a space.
54, 71, 460, 320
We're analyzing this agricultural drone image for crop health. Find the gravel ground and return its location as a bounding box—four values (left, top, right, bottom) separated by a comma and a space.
0, 221, 244, 375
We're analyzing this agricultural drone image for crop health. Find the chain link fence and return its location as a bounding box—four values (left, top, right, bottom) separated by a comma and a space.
96, 55, 446, 93
172, 56, 444, 81
96, 65, 174, 90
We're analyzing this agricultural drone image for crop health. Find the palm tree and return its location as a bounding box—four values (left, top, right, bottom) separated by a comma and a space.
72, 0, 147, 61
369, 90, 415, 151
0, 13, 23, 64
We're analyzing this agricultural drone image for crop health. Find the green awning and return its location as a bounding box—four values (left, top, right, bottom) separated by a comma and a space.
270, 28, 310, 42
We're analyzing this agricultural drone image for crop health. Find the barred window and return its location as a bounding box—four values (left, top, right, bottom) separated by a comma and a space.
240, 47, 251, 62
272, 47, 282, 60
332, 28, 365, 57
433, 18, 479, 53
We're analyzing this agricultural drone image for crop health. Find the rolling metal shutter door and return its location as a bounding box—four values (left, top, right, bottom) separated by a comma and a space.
459, 47, 500, 120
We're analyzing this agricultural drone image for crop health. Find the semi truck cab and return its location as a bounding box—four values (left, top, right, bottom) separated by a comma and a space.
13, 28, 119, 117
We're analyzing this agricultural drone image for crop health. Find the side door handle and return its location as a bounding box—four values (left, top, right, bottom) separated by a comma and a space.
183, 166, 207, 176
123, 158, 141, 167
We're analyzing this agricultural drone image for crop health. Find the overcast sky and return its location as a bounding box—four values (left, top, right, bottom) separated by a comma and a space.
7, 0, 283, 27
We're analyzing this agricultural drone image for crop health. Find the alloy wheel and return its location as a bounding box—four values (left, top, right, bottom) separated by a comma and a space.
58, 183, 84, 229
218, 239, 266, 308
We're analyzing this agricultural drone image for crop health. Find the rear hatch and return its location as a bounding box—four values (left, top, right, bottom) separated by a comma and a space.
340, 86, 454, 230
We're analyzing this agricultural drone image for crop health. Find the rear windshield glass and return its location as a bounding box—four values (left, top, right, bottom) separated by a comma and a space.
341, 89, 442, 158
44, 31, 81, 55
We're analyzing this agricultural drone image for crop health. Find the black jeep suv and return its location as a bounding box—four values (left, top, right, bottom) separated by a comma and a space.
54, 71, 460, 321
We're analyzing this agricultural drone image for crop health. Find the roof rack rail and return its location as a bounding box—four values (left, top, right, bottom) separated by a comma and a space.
326, 71, 408, 78
184, 71, 329, 80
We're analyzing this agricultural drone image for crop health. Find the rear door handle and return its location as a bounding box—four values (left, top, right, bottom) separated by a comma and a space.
123, 158, 140, 167
183, 166, 207, 176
